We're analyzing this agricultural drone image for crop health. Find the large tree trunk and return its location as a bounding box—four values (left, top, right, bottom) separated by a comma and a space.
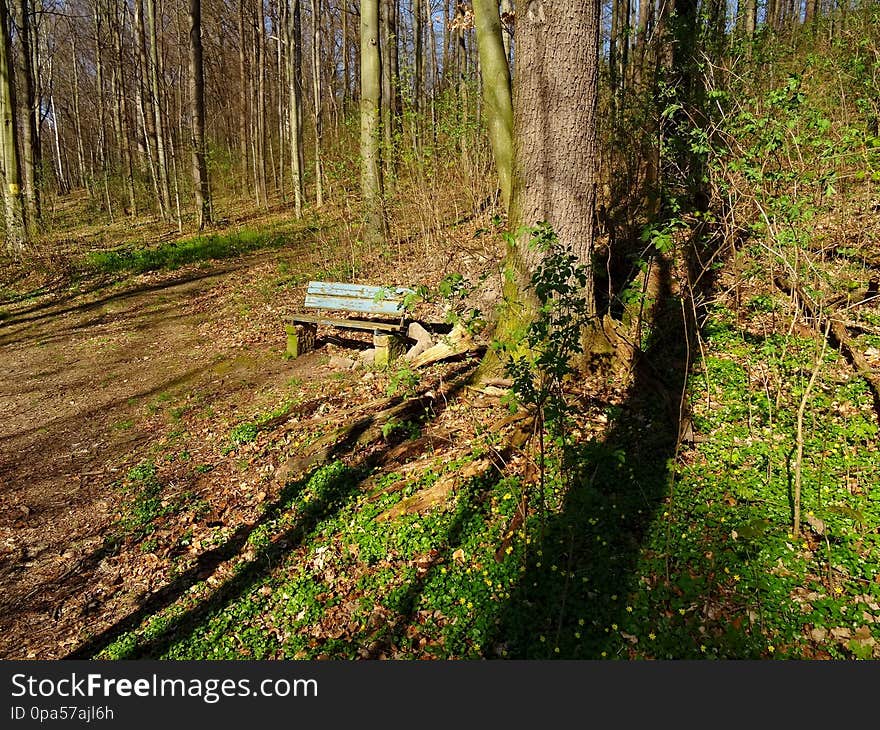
487, 0, 600, 372
0, 0, 26, 253
360, 0, 384, 246
511, 0, 600, 276
472, 0, 513, 212
189, 0, 211, 228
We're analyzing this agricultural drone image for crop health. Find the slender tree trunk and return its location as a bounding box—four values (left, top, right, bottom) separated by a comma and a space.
380, 0, 393, 177
13, 0, 40, 226
146, 0, 171, 215
287, 0, 305, 216
311, 0, 323, 206
113, 0, 136, 216
71, 34, 88, 191
189, 0, 211, 228
413, 0, 422, 117
633, 0, 653, 86
744, 0, 757, 36
46, 54, 68, 195
50, 92, 67, 195
237, 0, 249, 192
0, 0, 26, 252
134, 0, 163, 216
276, 21, 284, 194
472, 0, 513, 211
429, 2, 438, 139
256, 0, 268, 205
360, 0, 384, 245
93, 0, 111, 214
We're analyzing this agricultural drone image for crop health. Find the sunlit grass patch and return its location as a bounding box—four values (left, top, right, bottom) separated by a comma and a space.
85, 228, 288, 274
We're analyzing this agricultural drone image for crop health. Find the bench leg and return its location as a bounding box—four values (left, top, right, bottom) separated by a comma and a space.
373, 332, 406, 368
286, 323, 317, 358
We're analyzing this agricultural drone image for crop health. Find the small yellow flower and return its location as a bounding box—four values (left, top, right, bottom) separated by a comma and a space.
540, 635, 546, 642
768, 645, 775, 654
575, 632, 581, 639
649, 632, 656, 641
601, 651, 607, 658
578, 618, 585, 626
678, 608, 686, 615
626, 606, 633, 613
611, 623, 618, 630
700, 645, 707, 653
554, 647, 560, 653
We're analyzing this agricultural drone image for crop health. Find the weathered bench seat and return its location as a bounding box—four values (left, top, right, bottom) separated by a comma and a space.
287, 281, 415, 364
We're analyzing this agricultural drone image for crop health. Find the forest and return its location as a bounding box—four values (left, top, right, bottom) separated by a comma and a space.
0, 0, 878, 661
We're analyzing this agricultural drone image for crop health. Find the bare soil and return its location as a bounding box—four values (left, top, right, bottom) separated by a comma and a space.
0, 250, 331, 658
0, 207, 504, 659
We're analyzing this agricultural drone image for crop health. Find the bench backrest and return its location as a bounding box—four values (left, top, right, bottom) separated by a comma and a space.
304, 281, 415, 317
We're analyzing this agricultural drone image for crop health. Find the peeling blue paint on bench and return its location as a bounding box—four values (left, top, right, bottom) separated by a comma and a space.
303, 281, 415, 317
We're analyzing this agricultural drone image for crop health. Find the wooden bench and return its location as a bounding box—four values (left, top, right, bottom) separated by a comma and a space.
286, 281, 415, 365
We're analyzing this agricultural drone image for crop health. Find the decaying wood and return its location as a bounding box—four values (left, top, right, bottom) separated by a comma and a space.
408, 323, 477, 367
275, 394, 436, 482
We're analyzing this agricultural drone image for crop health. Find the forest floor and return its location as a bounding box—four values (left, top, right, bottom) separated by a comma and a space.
0, 198, 503, 659
1, 190, 879, 660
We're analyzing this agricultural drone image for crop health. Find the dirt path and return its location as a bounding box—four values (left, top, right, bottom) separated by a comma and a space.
0, 254, 305, 658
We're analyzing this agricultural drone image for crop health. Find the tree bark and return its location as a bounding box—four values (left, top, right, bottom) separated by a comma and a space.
146, 0, 171, 216
511, 0, 600, 274
472, 0, 513, 211
311, 0, 324, 206
360, 0, 384, 246
380, 0, 393, 177
189, 0, 211, 228
13, 0, 40, 226
286, 0, 305, 217
237, 0, 249, 192
0, 0, 26, 253
485, 0, 601, 374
